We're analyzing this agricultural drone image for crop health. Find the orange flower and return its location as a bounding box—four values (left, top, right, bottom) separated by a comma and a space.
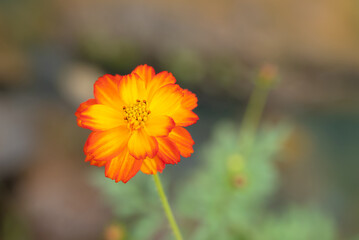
75, 65, 198, 183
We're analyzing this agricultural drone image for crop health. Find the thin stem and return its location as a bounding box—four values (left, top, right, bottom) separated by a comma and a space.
239, 83, 269, 146
239, 66, 276, 157
153, 174, 183, 240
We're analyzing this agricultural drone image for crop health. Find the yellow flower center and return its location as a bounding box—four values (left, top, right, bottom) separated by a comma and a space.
123, 99, 150, 130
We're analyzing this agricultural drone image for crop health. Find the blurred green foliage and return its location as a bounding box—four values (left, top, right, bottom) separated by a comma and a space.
78, 37, 142, 75
177, 122, 289, 240
2, 208, 31, 240
93, 173, 163, 240
254, 206, 336, 240
160, 49, 205, 87
93, 120, 337, 240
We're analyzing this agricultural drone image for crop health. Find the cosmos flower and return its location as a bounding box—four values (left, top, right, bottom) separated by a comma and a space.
75, 65, 198, 183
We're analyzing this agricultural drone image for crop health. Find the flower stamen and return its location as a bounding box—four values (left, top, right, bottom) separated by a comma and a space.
123, 100, 150, 130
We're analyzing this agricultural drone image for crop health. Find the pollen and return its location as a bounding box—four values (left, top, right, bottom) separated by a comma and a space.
123, 100, 150, 130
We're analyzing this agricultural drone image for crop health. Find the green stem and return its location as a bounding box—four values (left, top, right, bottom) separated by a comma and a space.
153, 174, 183, 240
239, 78, 272, 157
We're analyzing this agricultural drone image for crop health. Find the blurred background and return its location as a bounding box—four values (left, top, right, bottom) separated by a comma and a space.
1, 0, 359, 239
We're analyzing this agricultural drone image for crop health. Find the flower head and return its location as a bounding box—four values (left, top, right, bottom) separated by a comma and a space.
75, 65, 198, 183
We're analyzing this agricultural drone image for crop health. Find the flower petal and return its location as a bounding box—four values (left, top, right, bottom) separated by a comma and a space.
157, 137, 181, 164
84, 153, 107, 167
171, 108, 199, 127
84, 154, 93, 162
80, 104, 125, 131
89, 159, 107, 167
145, 115, 175, 137
182, 89, 197, 110
168, 127, 194, 157
140, 156, 165, 174
75, 99, 97, 127
147, 71, 176, 98
105, 148, 143, 183
132, 64, 155, 82
148, 84, 183, 116
128, 128, 158, 159
119, 73, 147, 105
94, 74, 124, 111
84, 126, 130, 161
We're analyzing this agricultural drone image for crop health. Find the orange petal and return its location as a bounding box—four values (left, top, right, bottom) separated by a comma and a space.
168, 127, 194, 157
147, 71, 176, 98
128, 128, 158, 159
148, 84, 183, 116
80, 104, 125, 131
156, 137, 181, 164
75, 99, 97, 127
89, 159, 107, 167
132, 64, 155, 82
145, 115, 175, 137
182, 89, 197, 110
119, 73, 147, 105
140, 156, 165, 174
94, 74, 124, 111
84, 153, 107, 167
84, 126, 130, 161
105, 148, 143, 183
171, 108, 199, 127
84, 154, 93, 162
